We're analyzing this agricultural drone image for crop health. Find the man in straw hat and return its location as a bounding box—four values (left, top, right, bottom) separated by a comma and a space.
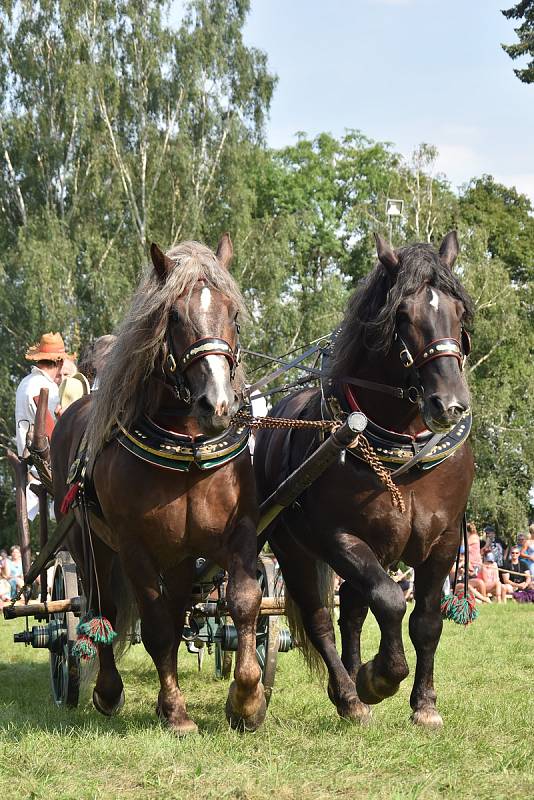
14, 332, 76, 457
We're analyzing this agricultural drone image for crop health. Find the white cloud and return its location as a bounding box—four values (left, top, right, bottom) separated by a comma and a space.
494, 173, 534, 203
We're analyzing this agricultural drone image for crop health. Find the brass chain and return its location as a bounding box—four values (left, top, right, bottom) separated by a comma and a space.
234, 411, 338, 431
234, 411, 405, 512
351, 435, 406, 512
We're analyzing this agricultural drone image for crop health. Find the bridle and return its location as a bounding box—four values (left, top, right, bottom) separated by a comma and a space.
341, 326, 471, 404
163, 310, 241, 405
394, 327, 471, 403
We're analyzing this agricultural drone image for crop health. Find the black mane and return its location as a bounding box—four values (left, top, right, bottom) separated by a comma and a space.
329, 242, 474, 379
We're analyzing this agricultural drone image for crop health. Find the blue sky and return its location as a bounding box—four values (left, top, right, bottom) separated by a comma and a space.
169, 1, 534, 201
241, 0, 534, 199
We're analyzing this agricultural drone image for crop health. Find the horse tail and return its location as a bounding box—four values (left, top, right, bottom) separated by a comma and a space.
281, 556, 334, 682
111, 556, 138, 661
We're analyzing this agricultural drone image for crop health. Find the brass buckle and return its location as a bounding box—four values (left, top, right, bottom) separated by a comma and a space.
167, 353, 177, 373
400, 348, 414, 368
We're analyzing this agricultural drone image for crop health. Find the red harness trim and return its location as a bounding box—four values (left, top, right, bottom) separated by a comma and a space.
344, 383, 430, 440
60, 482, 80, 514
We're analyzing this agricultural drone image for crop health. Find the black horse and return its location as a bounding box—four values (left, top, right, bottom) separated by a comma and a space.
254, 231, 474, 728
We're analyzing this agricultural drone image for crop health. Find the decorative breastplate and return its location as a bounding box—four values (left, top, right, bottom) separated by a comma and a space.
116, 416, 250, 472
324, 385, 472, 473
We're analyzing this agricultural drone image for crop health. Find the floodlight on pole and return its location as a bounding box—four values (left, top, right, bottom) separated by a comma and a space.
386, 198, 404, 242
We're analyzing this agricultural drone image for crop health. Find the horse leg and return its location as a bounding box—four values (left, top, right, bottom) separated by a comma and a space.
159, 557, 198, 734
70, 527, 124, 715
224, 518, 266, 732
326, 533, 409, 705
409, 543, 457, 728
338, 580, 369, 685
122, 548, 197, 736
271, 524, 370, 723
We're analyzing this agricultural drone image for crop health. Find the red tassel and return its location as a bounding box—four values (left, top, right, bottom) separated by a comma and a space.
60, 482, 80, 514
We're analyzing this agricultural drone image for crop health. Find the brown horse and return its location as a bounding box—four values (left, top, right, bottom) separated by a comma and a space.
254, 231, 474, 728
51, 236, 266, 734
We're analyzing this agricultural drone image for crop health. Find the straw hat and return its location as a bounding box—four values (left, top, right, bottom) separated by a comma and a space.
25, 332, 76, 362
59, 372, 91, 411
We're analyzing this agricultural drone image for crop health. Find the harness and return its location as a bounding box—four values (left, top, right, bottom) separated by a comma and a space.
164, 309, 241, 405
320, 325, 472, 475
116, 415, 249, 472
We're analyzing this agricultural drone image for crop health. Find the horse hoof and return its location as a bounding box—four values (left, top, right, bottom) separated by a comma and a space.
356, 660, 400, 705
167, 718, 199, 737
337, 697, 372, 725
225, 688, 267, 733
93, 688, 125, 717
411, 708, 443, 729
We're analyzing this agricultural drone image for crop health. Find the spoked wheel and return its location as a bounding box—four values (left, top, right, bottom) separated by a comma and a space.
214, 618, 233, 679
49, 551, 80, 707
256, 554, 280, 705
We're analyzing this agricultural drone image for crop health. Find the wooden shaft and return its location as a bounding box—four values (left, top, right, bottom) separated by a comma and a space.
30, 482, 50, 602
3, 596, 82, 619
257, 412, 367, 538
6, 449, 32, 578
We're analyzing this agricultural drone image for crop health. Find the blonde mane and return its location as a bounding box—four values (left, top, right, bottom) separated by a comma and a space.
87, 241, 247, 455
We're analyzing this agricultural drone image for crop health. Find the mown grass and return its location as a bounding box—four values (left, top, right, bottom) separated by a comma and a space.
0, 604, 532, 800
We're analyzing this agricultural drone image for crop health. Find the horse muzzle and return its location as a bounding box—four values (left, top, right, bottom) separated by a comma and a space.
423, 393, 468, 433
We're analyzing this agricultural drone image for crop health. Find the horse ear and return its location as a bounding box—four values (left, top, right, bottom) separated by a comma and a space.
151, 242, 172, 283
374, 233, 399, 279
439, 230, 459, 270
216, 232, 233, 270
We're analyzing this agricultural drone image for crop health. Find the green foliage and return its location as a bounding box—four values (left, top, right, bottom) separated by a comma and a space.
502, 1, 534, 83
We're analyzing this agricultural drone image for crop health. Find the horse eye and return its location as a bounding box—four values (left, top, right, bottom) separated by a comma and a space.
170, 309, 180, 323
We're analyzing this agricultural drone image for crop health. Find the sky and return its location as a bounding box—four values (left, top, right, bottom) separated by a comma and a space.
238, 0, 534, 200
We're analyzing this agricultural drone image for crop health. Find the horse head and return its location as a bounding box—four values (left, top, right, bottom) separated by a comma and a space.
151, 234, 242, 436
375, 231, 471, 433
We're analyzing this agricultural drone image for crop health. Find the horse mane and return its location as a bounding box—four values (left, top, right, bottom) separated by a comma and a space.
87, 240, 247, 455
329, 242, 474, 379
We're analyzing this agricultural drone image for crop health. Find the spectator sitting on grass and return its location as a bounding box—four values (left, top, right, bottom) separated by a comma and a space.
502, 547, 531, 599
479, 551, 506, 603
450, 552, 491, 604
519, 524, 534, 578
5, 545, 24, 600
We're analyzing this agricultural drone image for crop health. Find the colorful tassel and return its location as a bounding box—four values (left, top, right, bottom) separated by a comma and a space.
73, 613, 117, 661
441, 584, 478, 625
72, 634, 98, 662
60, 482, 80, 514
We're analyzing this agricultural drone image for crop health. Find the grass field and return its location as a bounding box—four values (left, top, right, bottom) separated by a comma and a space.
0, 604, 532, 800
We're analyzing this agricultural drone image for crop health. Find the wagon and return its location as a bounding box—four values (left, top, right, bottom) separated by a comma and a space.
4, 370, 366, 709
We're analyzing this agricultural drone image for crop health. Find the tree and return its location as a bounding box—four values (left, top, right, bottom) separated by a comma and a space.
502, 1, 534, 83
0, 0, 275, 546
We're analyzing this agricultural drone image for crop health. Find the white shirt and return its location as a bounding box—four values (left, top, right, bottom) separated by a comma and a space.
15, 366, 59, 456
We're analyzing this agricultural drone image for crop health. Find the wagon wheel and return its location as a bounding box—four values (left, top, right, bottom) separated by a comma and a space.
49, 551, 80, 708
214, 620, 233, 679
256, 554, 280, 705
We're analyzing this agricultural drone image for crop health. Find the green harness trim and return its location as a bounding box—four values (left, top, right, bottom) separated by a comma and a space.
116, 416, 250, 471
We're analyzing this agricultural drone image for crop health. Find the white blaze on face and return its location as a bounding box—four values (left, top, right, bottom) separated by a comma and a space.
205, 354, 231, 415
200, 286, 212, 312
429, 288, 439, 311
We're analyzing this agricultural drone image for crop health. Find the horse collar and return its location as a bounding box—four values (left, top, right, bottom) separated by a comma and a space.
116, 415, 249, 472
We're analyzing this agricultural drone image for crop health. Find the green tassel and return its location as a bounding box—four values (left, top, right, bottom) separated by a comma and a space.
76, 613, 117, 647
72, 634, 98, 661
441, 585, 478, 625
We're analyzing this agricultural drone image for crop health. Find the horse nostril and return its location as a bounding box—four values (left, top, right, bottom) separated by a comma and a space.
197, 395, 215, 416
428, 394, 446, 417
447, 403, 465, 420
